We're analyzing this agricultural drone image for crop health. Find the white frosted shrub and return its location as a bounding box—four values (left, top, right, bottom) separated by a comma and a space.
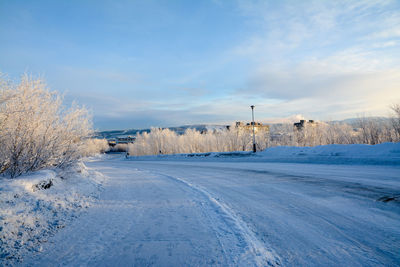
0, 75, 93, 178
127, 126, 269, 156
391, 104, 400, 141
82, 138, 109, 156
128, 115, 400, 157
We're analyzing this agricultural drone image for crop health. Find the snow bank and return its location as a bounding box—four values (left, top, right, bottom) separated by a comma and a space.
258, 142, 400, 164
128, 142, 400, 165
0, 161, 106, 265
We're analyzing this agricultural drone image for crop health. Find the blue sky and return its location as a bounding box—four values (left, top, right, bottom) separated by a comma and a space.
1, 0, 399, 130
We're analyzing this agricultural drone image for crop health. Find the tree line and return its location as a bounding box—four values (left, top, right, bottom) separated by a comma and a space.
127, 108, 400, 156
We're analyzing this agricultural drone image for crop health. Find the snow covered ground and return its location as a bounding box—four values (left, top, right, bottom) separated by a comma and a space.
0, 160, 106, 265
2, 143, 400, 266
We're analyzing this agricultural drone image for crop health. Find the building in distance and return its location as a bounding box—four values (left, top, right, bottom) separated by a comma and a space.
293, 120, 316, 130
227, 121, 270, 133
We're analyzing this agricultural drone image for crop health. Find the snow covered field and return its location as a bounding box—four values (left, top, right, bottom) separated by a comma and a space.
2, 143, 400, 266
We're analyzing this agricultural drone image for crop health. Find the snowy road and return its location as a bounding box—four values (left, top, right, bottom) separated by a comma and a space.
26, 156, 400, 266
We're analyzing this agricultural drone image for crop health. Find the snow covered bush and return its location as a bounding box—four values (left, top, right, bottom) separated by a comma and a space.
321, 122, 356, 145
0, 75, 93, 178
127, 116, 399, 157
127, 126, 269, 156
81, 139, 109, 156
128, 128, 186, 156
390, 103, 400, 142
268, 119, 396, 148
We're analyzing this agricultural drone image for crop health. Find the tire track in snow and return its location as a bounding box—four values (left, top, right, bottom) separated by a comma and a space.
146, 170, 281, 267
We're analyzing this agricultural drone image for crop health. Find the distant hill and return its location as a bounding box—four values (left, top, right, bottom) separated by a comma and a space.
95, 124, 218, 139
95, 129, 148, 139
332, 117, 391, 125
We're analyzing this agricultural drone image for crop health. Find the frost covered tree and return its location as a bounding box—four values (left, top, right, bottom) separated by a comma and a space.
128, 114, 399, 157
269, 124, 295, 147
0, 75, 93, 178
82, 139, 109, 156
354, 117, 391, 145
127, 125, 269, 156
322, 123, 356, 145
390, 103, 400, 142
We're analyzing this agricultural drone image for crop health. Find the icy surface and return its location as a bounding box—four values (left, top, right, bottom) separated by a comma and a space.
22, 143, 400, 266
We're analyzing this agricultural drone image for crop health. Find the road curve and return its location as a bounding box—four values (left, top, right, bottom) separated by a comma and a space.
25, 157, 400, 266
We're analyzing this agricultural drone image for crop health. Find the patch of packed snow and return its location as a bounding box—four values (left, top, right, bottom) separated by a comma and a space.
0, 160, 106, 265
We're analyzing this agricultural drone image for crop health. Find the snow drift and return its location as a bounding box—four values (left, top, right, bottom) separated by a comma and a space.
258, 142, 400, 164
0, 160, 106, 265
